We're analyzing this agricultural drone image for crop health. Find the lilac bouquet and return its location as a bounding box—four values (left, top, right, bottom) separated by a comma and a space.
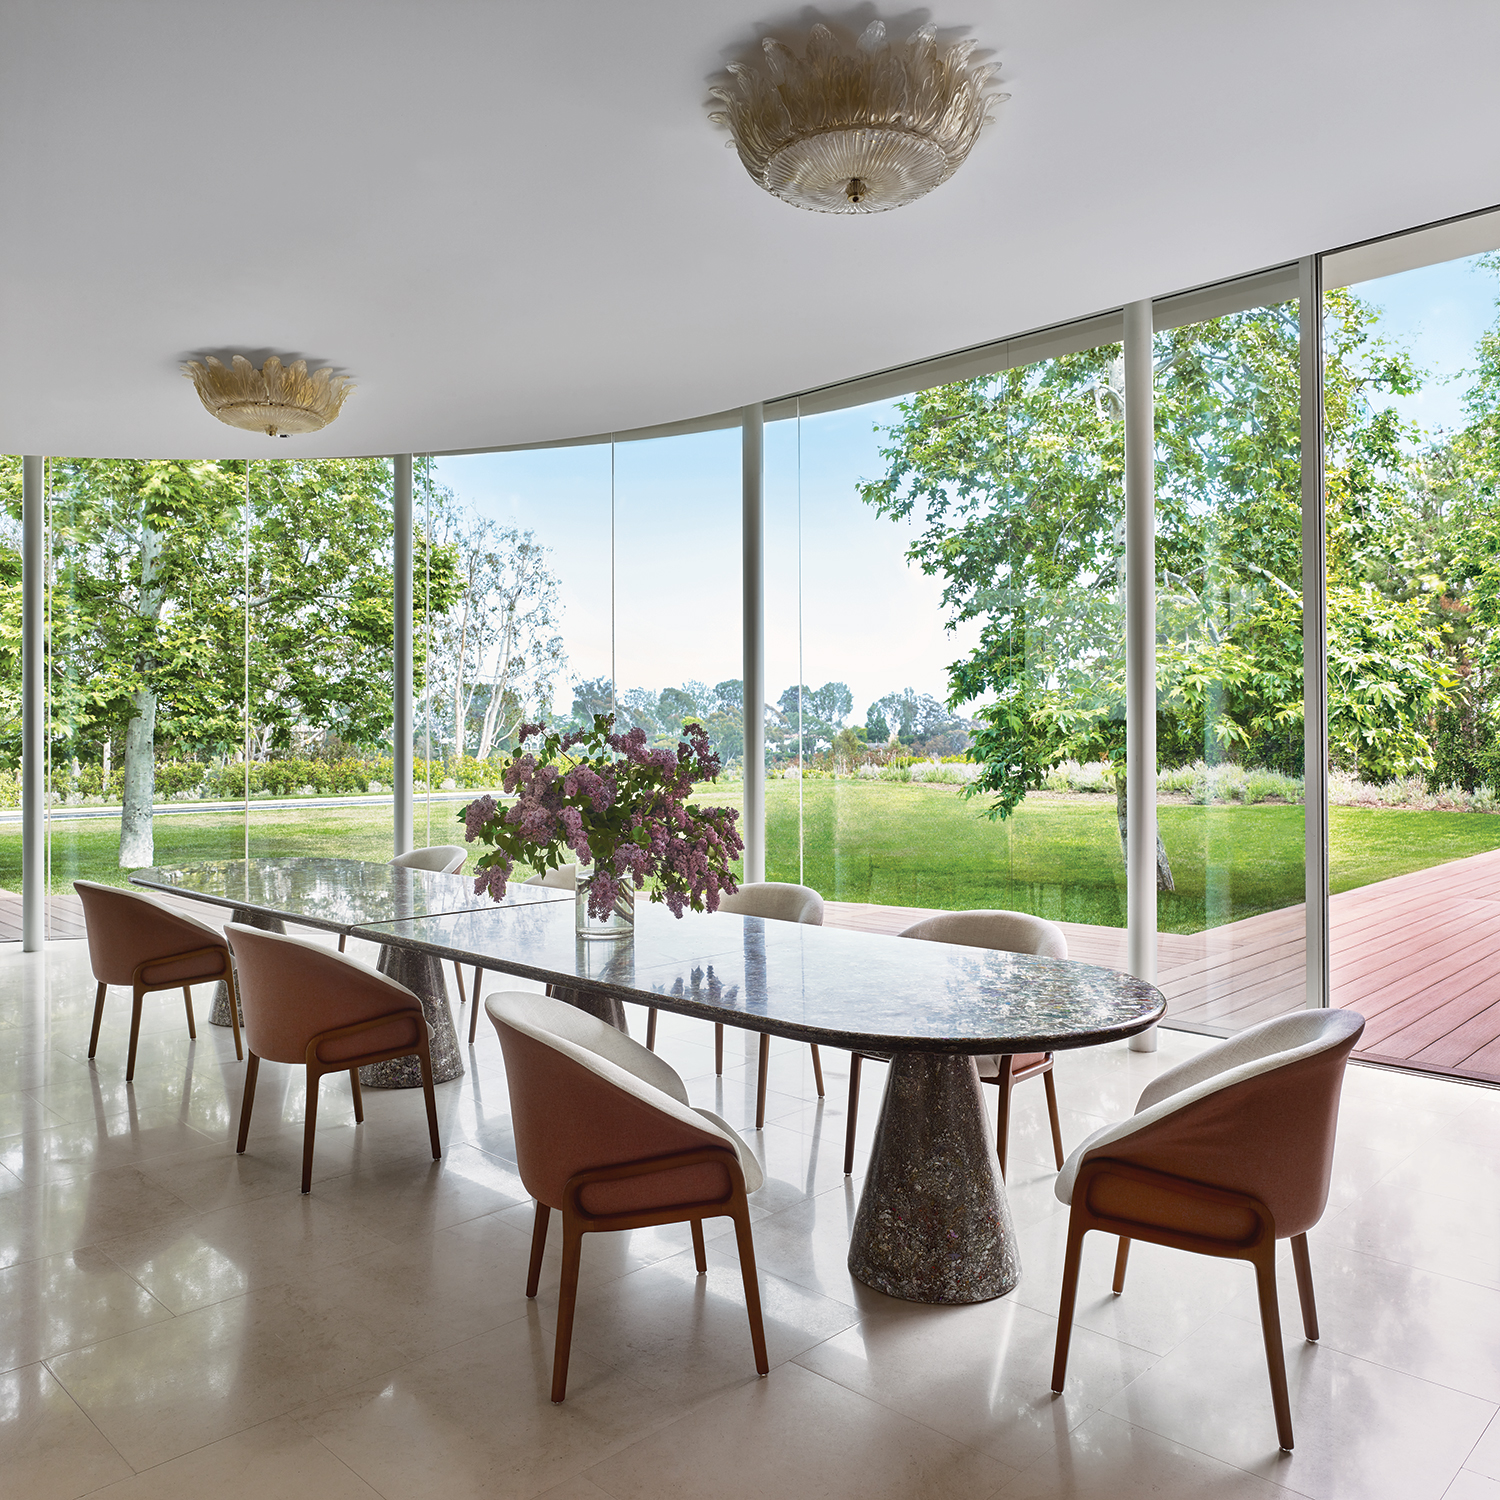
461, 714, 743, 921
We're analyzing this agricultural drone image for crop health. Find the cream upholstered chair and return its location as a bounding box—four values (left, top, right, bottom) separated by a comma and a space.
710, 882, 826, 1128
487, 990, 767, 1402
75, 880, 242, 1081
1050, 1008, 1365, 1453
843, 909, 1068, 1176
226, 923, 442, 1192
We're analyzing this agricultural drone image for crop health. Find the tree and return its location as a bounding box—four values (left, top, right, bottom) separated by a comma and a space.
571, 677, 614, 726
859, 293, 1450, 889
425, 497, 561, 761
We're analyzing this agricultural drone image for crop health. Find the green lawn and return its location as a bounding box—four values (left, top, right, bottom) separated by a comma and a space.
6, 781, 1500, 935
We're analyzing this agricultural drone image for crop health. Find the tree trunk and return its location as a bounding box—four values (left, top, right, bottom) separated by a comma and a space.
1115, 770, 1175, 893
119, 687, 157, 866
119, 521, 164, 868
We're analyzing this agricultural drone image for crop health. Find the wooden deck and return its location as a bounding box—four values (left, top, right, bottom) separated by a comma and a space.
8, 851, 1500, 1083
824, 847, 1500, 1086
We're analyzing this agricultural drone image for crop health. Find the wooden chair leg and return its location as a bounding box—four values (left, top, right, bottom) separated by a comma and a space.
715, 1022, 724, 1075
1254, 1244, 1295, 1451
526, 1202, 550, 1298
467, 964, 484, 1044
349, 1068, 364, 1123
1043, 1064, 1065, 1169
88, 982, 107, 1059
1291, 1232, 1318, 1340
809, 1043, 825, 1097
419, 1045, 442, 1161
236, 1052, 260, 1153
452, 962, 466, 1007
224, 965, 244, 1061
843, 1054, 862, 1174
646, 1007, 658, 1053
1050, 1214, 1088, 1393
551, 1220, 584, 1402
732, 1200, 770, 1376
301, 1068, 321, 1193
337, 933, 347, 953
1112, 1236, 1131, 1294
755, 1033, 771, 1129
126, 984, 146, 1083
182, 985, 197, 1040
995, 1055, 1015, 1181
691, 1217, 707, 1273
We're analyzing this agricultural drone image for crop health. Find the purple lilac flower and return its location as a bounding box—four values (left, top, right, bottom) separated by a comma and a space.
463, 794, 498, 841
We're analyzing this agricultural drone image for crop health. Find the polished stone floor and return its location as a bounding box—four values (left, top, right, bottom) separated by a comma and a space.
4, 937, 1500, 1499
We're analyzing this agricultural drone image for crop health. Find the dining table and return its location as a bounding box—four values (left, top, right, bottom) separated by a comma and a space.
132, 857, 1164, 1305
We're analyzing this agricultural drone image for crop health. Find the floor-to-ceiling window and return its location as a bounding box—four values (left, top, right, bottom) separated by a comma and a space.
1320, 213, 1500, 1081
1150, 274, 1309, 1032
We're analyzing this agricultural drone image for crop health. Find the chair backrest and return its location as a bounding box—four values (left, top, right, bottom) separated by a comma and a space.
717, 881, 824, 925
524, 865, 577, 891
1070, 1008, 1365, 1237
225, 923, 424, 1065
74, 880, 226, 985
899, 908, 1068, 959
390, 845, 466, 875
487, 990, 746, 1210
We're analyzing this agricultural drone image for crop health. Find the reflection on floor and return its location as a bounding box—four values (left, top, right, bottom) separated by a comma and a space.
3, 937, 1500, 1498
828, 845, 1500, 1086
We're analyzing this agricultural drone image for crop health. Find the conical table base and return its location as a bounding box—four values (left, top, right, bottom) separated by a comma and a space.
847, 1051, 1018, 1304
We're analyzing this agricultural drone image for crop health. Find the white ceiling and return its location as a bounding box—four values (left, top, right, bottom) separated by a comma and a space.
3, 0, 1499, 459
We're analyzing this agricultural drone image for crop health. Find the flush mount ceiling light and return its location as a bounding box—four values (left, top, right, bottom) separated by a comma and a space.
709, 20, 1004, 214
182, 354, 354, 438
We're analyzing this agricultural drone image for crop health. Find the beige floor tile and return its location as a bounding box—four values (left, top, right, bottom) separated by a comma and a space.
1007, 1210, 1245, 1356
98, 1186, 397, 1314
0, 1245, 172, 1370
584, 1359, 1014, 1500
0, 1362, 133, 1500
796, 1291, 1157, 1469
82, 1414, 383, 1500
1103, 1312, 1494, 1500
1446, 1472, 1500, 1500
0, 1165, 198, 1269
533, 1477, 617, 1500
1320, 1180, 1500, 1290
0, 1105, 218, 1185
559, 1247, 858, 1409
999, 1410, 1294, 1498
298, 1315, 681, 1500
1466, 1410, 1500, 1481
1227, 1238, 1500, 1403
0, 1087, 66, 1139
309, 1141, 529, 1241
47, 1282, 408, 1470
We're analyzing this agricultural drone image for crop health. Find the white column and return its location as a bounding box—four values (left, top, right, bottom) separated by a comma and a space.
1124, 301, 1158, 1050
1300, 257, 1330, 1009
21, 456, 44, 951
393, 454, 414, 857
742, 404, 765, 884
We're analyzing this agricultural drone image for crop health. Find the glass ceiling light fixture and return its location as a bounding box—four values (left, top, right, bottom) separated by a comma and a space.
709, 20, 1004, 215
182, 354, 354, 438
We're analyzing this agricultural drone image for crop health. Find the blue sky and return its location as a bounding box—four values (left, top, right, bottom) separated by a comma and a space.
434, 252, 1498, 726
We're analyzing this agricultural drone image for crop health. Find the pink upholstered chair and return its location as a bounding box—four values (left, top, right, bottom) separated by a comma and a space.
487, 990, 768, 1403
226, 923, 441, 1192
75, 880, 242, 1082
1050, 1008, 1366, 1452
844, 909, 1069, 1177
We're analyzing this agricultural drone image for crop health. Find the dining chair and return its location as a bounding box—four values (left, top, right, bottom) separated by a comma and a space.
382, 844, 469, 1003
486, 989, 768, 1402
1050, 1007, 1366, 1452
75, 880, 243, 1082
699, 882, 825, 1129
225, 923, 442, 1192
842, 909, 1068, 1176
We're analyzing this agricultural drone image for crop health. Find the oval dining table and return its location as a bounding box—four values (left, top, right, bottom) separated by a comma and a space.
132, 859, 1164, 1305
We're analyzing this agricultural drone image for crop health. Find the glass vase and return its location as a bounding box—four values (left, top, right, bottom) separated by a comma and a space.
575, 863, 635, 940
